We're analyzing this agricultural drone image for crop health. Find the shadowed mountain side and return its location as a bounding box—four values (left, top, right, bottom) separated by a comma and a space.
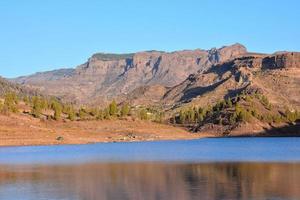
222, 122, 300, 137
179, 76, 231, 102
258, 122, 300, 137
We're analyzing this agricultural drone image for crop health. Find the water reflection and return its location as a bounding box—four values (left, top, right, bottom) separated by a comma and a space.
0, 162, 299, 200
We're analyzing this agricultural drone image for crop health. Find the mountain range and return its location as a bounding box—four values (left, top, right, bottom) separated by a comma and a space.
12, 43, 300, 111
13, 43, 248, 105
0, 43, 299, 137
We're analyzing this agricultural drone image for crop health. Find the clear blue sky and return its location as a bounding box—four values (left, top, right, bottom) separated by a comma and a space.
0, 0, 299, 78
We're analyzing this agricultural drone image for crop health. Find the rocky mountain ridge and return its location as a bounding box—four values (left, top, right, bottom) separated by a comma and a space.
13, 43, 247, 105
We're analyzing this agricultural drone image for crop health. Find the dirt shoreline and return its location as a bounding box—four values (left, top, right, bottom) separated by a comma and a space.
1, 113, 298, 147
0, 114, 212, 147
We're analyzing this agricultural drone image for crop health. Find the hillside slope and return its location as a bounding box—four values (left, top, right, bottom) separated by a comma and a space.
163, 52, 300, 109
0, 77, 39, 97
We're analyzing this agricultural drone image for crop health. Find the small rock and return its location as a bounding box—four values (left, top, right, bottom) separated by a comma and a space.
56, 136, 64, 141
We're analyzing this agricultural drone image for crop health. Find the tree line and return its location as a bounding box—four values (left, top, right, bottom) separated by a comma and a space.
0, 92, 164, 122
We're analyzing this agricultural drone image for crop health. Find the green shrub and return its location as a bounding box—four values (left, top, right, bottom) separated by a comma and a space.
153, 111, 164, 123
96, 109, 104, 120
285, 109, 299, 122
78, 107, 88, 120
139, 109, 148, 120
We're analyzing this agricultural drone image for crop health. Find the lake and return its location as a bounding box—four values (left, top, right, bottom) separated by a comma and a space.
0, 138, 300, 200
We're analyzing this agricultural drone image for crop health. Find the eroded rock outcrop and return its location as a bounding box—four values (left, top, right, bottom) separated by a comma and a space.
262, 52, 300, 69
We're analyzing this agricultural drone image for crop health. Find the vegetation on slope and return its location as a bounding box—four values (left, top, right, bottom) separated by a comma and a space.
172, 91, 300, 135
0, 91, 165, 123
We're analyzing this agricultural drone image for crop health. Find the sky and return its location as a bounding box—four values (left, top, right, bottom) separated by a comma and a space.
0, 0, 299, 78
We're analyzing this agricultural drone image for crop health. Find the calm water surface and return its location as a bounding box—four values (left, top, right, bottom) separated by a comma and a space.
0, 138, 300, 200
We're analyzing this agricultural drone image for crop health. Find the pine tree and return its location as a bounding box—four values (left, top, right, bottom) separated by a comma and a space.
78, 107, 87, 120
120, 103, 130, 117
96, 109, 104, 120
67, 106, 76, 121
109, 100, 118, 116
31, 96, 42, 118
23, 96, 30, 105
4, 92, 18, 113
52, 102, 62, 120
179, 110, 186, 124
103, 108, 111, 120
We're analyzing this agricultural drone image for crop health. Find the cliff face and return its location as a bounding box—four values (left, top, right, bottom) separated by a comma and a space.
13, 44, 247, 104
262, 52, 300, 69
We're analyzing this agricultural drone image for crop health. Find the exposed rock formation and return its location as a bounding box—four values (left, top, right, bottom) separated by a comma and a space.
13, 44, 247, 104
162, 52, 300, 110
262, 52, 300, 69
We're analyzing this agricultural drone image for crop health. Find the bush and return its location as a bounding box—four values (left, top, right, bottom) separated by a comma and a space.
96, 109, 104, 120
139, 109, 148, 120
153, 111, 164, 123
78, 107, 88, 120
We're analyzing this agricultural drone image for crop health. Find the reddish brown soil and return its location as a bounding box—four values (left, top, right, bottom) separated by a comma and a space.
0, 114, 210, 147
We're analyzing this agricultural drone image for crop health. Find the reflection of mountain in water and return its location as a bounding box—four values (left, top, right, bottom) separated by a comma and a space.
0, 163, 300, 200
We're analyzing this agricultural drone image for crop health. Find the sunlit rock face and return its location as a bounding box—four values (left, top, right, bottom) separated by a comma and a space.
12, 44, 247, 105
